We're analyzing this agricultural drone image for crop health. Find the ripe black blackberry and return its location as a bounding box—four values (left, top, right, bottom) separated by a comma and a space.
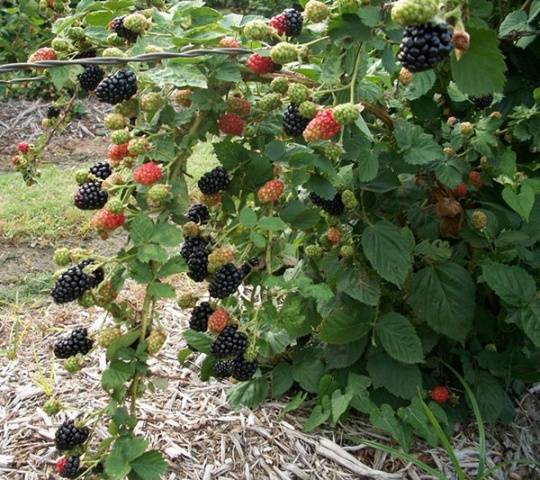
240, 257, 259, 278
54, 327, 93, 359
55, 420, 89, 451
197, 167, 230, 195
109, 16, 139, 43
181, 236, 210, 262
283, 104, 309, 136
78, 65, 105, 92
472, 95, 493, 110
47, 106, 61, 119
51, 259, 104, 304
209, 263, 243, 299
283, 8, 303, 37
74, 181, 108, 210
95, 69, 138, 105
187, 247, 209, 282
398, 23, 453, 73
309, 192, 345, 216
58, 456, 80, 479
211, 325, 248, 358
89, 161, 112, 180
189, 302, 214, 331
186, 203, 209, 224
214, 360, 232, 378
231, 357, 257, 381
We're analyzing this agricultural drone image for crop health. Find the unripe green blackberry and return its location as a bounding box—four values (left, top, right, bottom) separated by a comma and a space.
333, 103, 359, 125
144, 45, 163, 54
43, 398, 63, 416
459, 122, 474, 136
271, 42, 298, 65
140, 8, 153, 18
107, 33, 124, 46
124, 13, 149, 33
98, 327, 122, 348
177, 292, 198, 309
288, 84, 310, 104
51, 38, 71, 52
342, 189, 358, 209
67, 26, 85, 41
182, 221, 200, 237
105, 198, 124, 214
64, 356, 83, 373
340, 245, 354, 258
78, 291, 95, 308
94, 280, 118, 306
299, 101, 318, 119
140, 92, 163, 113
128, 137, 151, 155
391, 0, 439, 27
243, 20, 269, 40
471, 210, 488, 230
305, 245, 323, 257
323, 142, 344, 161
54, 248, 71, 267
271, 77, 288, 94
111, 129, 131, 145
114, 99, 138, 118
75, 169, 89, 185
147, 184, 171, 205
173, 89, 192, 107
337, 0, 360, 13
104, 113, 126, 130
147, 328, 166, 355
305, 0, 330, 22
258, 93, 282, 112
102, 47, 125, 57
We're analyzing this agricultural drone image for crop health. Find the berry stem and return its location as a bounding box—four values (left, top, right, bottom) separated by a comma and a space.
265, 203, 274, 275
349, 46, 363, 104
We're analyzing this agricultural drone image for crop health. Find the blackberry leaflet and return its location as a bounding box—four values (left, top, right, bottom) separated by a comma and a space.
109, 16, 138, 43
211, 325, 248, 358
309, 192, 345, 216
51, 259, 104, 304
54, 327, 93, 359
74, 181, 108, 210
283, 104, 309, 136
95, 69, 138, 105
214, 360, 232, 378
197, 167, 230, 195
186, 203, 209, 224
230, 357, 257, 381
55, 420, 89, 451
47, 106, 61, 119
78, 65, 105, 92
187, 246, 209, 282
189, 302, 214, 332
59, 456, 80, 479
89, 161, 112, 180
283, 8, 303, 37
209, 263, 243, 299
398, 22, 453, 72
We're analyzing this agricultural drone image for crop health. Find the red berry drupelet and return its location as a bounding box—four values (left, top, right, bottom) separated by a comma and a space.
270, 8, 303, 37
431, 385, 450, 404
283, 104, 310, 136
55, 419, 90, 451
54, 327, 93, 359
230, 357, 257, 381
91, 209, 126, 231
78, 65, 105, 92
74, 181, 108, 210
89, 161, 112, 180
133, 161, 162, 185
209, 263, 243, 299
218, 112, 245, 136
51, 259, 104, 304
211, 325, 248, 358
186, 203, 209, 224
219, 36, 240, 48
258, 179, 284, 203
208, 308, 230, 333
303, 109, 341, 142
197, 166, 230, 195
189, 302, 214, 332
309, 192, 345, 216
95, 69, 138, 105
107, 143, 130, 162
56, 456, 81, 479
28, 47, 57, 62
17, 142, 29, 153
246, 53, 278, 75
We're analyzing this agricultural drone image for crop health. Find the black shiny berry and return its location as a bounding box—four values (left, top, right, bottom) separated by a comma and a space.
283, 104, 309, 136
186, 203, 209, 224
189, 302, 214, 332
309, 192, 345, 216
211, 325, 248, 358
51, 260, 104, 304
181, 236, 210, 262
398, 23, 453, 73
74, 181, 108, 210
209, 263, 243, 299
214, 360, 232, 378
55, 420, 89, 451
78, 65, 105, 92
187, 246, 209, 282
283, 8, 303, 37
95, 69, 138, 105
472, 95, 493, 110
109, 16, 138, 43
89, 161, 112, 180
47, 106, 61, 119
58, 456, 80, 479
54, 327, 93, 359
230, 357, 257, 381
197, 167, 230, 195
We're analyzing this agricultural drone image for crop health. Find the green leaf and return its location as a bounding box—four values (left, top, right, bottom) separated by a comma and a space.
394, 119, 443, 166
272, 362, 295, 397
367, 352, 422, 400
361, 221, 413, 287
102, 360, 136, 391
258, 216, 288, 231
239, 207, 257, 228
148, 282, 175, 299
324, 340, 367, 369
130, 214, 154, 244
375, 313, 423, 364
250, 231, 266, 248
499, 11, 529, 38
451, 28, 506, 95
369, 404, 411, 449
482, 263, 536, 307
305, 174, 337, 199
405, 70, 436, 100
292, 356, 325, 393
502, 185, 535, 222
336, 268, 380, 306
227, 376, 269, 409
331, 390, 353, 424
282, 391, 308, 416
474, 372, 514, 423
150, 223, 182, 246
398, 397, 439, 446
49, 66, 79, 90
104, 448, 131, 479
137, 244, 168, 263
357, 150, 379, 182
131, 450, 168, 480
408, 263, 475, 342
148, 61, 207, 88
280, 200, 321, 230
509, 300, 540, 347
182, 331, 213, 354
117, 436, 149, 462
156, 256, 187, 278
303, 404, 331, 432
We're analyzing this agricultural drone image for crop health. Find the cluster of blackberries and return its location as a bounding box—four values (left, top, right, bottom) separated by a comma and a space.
209, 263, 243, 299
398, 23, 453, 72
55, 420, 89, 451
47, 106, 60, 119
197, 167, 230, 195
215, 357, 257, 381
51, 259, 104, 304
109, 16, 138, 43
472, 95, 493, 110
95, 69, 138, 105
89, 161, 112, 180
78, 65, 105, 92
74, 180, 108, 210
309, 192, 345, 216
186, 203, 209, 224
181, 236, 210, 282
189, 302, 214, 331
211, 325, 247, 357
57, 456, 80, 479
283, 104, 310, 136
54, 327, 93, 359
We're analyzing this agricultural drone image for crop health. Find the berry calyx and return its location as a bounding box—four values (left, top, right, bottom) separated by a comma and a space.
208, 308, 230, 334
258, 179, 285, 203
303, 109, 341, 142
218, 112, 245, 136
431, 385, 450, 404
133, 162, 162, 185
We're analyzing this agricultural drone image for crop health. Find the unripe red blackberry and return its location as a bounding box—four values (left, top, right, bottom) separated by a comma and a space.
431, 385, 450, 404
208, 308, 230, 334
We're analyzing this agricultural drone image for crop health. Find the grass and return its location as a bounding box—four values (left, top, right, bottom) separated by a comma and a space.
0, 272, 52, 306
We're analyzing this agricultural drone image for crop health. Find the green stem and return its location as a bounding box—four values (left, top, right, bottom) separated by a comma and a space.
360, 191, 374, 226
349, 46, 363, 104
265, 203, 274, 274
